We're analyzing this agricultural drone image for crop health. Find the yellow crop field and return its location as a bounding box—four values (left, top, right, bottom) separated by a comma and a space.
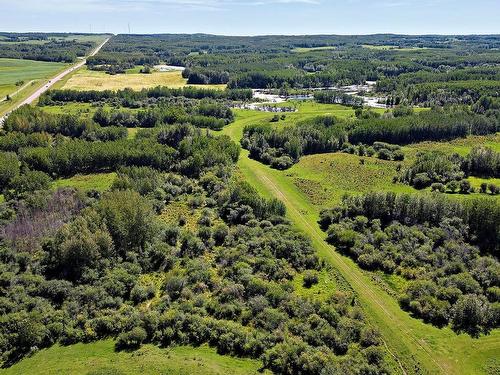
62, 67, 226, 91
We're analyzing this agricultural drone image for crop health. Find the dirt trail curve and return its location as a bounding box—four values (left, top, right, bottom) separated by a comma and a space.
0, 37, 110, 125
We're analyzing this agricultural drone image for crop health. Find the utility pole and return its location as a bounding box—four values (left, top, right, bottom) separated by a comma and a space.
128, 23, 131, 34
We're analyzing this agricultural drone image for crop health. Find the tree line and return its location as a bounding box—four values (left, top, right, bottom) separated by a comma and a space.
400, 147, 499, 192
40, 87, 253, 106
92, 101, 234, 130
349, 108, 499, 146
241, 116, 348, 170
241, 107, 498, 170
0, 35, 98, 63
182, 68, 230, 85
4, 106, 127, 141
313, 90, 364, 106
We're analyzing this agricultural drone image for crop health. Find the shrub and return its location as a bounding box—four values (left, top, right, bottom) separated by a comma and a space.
270, 156, 294, 170
447, 180, 459, 193
303, 270, 319, 288
115, 327, 147, 350
413, 173, 432, 189
480, 182, 488, 194
431, 183, 446, 193
459, 180, 472, 194
393, 150, 405, 161
360, 326, 381, 347
213, 224, 229, 245
377, 148, 392, 160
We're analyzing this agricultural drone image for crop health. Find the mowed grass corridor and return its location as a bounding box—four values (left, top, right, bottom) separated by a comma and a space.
221, 106, 500, 375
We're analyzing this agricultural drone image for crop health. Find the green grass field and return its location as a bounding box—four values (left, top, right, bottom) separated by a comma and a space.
292, 267, 345, 301
0, 340, 266, 375
52, 173, 116, 192
42, 102, 96, 116
403, 134, 500, 156
286, 133, 500, 207
0, 58, 68, 98
62, 67, 226, 91
291, 46, 336, 53
288, 153, 414, 206
361, 44, 428, 51
127, 127, 142, 139
221, 107, 500, 375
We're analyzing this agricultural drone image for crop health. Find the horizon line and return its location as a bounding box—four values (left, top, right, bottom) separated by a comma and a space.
1, 31, 500, 37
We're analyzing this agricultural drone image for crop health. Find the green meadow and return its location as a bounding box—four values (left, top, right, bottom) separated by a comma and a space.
291, 46, 336, 53
0, 58, 68, 98
52, 173, 117, 192
0, 340, 266, 375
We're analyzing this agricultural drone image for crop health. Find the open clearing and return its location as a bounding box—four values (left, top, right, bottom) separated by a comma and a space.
288, 153, 415, 206
291, 46, 336, 53
52, 173, 116, 192
0, 340, 266, 375
221, 107, 500, 375
403, 134, 500, 156
286, 133, 500, 208
62, 67, 226, 91
361, 44, 428, 51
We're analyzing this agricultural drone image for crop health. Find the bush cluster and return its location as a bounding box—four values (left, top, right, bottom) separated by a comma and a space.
320, 192, 500, 336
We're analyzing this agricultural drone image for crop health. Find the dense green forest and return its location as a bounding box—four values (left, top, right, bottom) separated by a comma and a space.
89, 34, 500, 104
1, 32, 499, 375
0, 98, 390, 373
0, 33, 107, 63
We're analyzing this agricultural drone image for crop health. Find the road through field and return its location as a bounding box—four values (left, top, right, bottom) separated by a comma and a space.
0, 38, 109, 125
222, 109, 500, 375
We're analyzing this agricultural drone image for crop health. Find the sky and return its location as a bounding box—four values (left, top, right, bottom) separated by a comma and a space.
1, 0, 499, 35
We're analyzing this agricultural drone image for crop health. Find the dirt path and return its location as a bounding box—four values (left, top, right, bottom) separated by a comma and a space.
257, 171, 441, 374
